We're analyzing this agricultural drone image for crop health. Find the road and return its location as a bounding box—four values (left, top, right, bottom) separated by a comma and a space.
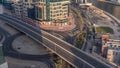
2, 33, 54, 68
0, 14, 112, 68
0, 27, 54, 68
0, 27, 10, 43
0, 20, 54, 68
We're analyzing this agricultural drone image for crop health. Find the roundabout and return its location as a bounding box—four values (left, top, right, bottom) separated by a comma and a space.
3, 33, 55, 68
0, 28, 10, 43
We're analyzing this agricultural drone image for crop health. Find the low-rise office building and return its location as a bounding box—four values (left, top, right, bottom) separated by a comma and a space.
12, 0, 23, 18
101, 35, 120, 65
107, 48, 120, 65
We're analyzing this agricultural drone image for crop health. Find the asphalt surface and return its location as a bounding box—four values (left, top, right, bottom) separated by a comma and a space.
3, 32, 55, 68
0, 14, 94, 68
3, 33, 50, 60
0, 22, 54, 68
0, 27, 10, 43
0, 14, 113, 68
54, 32, 75, 45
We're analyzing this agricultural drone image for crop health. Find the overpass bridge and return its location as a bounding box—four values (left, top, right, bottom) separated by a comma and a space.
0, 14, 112, 68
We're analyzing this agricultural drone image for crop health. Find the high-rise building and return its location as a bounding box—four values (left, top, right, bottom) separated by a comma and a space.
0, 0, 6, 4
0, 5, 3, 14
12, 0, 24, 18
34, 0, 70, 21
12, 0, 70, 22
0, 44, 8, 68
0, 0, 2, 4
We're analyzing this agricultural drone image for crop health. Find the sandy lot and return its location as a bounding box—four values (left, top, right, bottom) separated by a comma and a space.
12, 35, 49, 55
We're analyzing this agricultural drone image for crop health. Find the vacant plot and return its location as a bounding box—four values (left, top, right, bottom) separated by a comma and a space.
95, 27, 113, 34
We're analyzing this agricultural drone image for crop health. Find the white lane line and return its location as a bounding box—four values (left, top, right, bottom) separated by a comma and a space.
3, 16, 95, 68
3, 15, 111, 67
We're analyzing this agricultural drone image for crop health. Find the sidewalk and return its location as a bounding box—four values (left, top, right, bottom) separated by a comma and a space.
4, 7, 76, 32
39, 13, 76, 32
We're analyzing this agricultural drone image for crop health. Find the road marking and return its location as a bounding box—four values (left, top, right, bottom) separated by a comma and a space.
1, 14, 112, 68
2, 16, 95, 68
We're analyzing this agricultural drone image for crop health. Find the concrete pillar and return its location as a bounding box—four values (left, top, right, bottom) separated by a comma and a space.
0, 44, 8, 68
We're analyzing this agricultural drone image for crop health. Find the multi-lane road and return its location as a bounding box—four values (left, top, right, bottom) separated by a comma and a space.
0, 28, 9, 43
0, 14, 112, 68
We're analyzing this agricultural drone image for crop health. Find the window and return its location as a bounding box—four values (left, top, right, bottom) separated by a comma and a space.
107, 54, 111, 56
25, 0, 28, 2
116, 52, 118, 56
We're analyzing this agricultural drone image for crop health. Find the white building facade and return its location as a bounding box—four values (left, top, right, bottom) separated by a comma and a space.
12, 0, 70, 22
102, 39, 120, 66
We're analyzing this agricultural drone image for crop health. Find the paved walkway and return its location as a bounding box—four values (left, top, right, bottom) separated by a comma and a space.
4, 9, 76, 32
39, 13, 76, 31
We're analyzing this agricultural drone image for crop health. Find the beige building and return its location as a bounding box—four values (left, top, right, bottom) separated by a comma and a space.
34, 0, 70, 22
49, 1, 69, 21
12, 0, 23, 18
107, 48, 120, 64
102, 36, 120, 66
12, 0, 33, 18
12, 0, 70, 22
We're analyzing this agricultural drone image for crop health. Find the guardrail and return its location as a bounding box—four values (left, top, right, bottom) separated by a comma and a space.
0, 14, 112, 68
103, 11, 120, 25
0, 14, 94, 68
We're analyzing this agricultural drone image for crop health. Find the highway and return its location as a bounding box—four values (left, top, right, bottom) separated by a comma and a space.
0, 27, 10, 43
2, 33, 54, 68
0, 14, 112, 68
